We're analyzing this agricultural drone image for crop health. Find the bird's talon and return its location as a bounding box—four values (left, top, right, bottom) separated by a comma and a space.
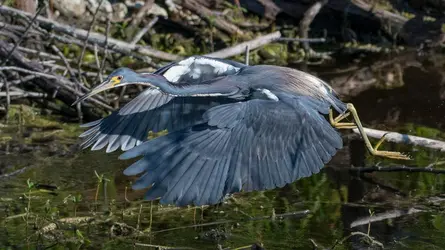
329, 110, 356, 130
335, 124, 357, 129
371, 150, 411, 160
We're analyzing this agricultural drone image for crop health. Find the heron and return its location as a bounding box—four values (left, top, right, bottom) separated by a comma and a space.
73, 55, 410, 206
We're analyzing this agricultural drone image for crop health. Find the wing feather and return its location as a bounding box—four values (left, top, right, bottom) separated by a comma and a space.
80, 91, 234, 152
119, 93, 343, 206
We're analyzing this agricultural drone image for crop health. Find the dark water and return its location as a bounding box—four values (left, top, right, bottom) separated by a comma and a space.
1, 55, 445, 249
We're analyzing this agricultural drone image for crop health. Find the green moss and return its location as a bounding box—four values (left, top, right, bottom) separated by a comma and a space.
258, 44, 288, 65
83, 53, 96, 64
4, 104, 83, 141
117, 56, 136, 67
150, 33, 203, 56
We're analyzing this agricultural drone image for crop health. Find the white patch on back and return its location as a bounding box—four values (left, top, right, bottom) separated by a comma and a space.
163, 65, 190, 82
162, 56, 240, 83
177, 57, 196, 67
190, 67, 202, 79
258, 88, 279, 101
193, 57, 239, 74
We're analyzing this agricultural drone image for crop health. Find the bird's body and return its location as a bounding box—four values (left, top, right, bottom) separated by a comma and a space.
75, 55, 409, 206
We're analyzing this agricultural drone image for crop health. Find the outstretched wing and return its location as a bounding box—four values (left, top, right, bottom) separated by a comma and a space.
119, 93, 343, 206
80, 89, 233, 153
80, 56, 245, 153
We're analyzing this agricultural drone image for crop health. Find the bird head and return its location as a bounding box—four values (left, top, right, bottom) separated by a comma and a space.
72, 67, 148, 106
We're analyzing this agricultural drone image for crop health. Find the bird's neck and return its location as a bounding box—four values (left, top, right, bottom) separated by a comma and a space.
138, 75, 239, 97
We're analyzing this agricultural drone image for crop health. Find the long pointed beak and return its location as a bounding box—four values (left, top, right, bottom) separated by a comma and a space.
72, 80, 114, 106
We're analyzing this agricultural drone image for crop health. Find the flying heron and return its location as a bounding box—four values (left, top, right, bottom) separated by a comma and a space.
73, 56, 410, 206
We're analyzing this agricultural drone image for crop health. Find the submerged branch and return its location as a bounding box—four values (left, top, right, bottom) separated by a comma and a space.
152, 209, 310, 234
0, 165, 36, 179
351, 165, 445, 174
350, 208, 423, 228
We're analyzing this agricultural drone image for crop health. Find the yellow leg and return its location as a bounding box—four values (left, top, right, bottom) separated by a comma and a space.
329, 109, 356, 129
345, 103, 410, 160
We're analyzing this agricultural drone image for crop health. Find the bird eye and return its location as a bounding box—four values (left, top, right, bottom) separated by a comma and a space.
117, 76, 123, 80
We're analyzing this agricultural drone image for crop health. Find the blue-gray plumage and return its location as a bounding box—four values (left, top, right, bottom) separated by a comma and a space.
74, 55, 410, 206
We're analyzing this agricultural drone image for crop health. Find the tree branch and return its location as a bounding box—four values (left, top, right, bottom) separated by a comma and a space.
0, 5, 182, 61
205, 31, 281, 58
351, 165, 445, 174
179, 0, 244, 36
353, 127, 445, 152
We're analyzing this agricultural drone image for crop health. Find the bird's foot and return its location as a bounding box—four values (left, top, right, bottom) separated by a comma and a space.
329, 110, 357, 129
369, 150, 411, 160
368, 133, 411, 160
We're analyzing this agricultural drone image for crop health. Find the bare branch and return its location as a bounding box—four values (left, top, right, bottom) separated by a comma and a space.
351, 165, 445, 174
353, 127, 445, 152
205, 31, 281, 58
0, 66, 113, 111
78, 0, 105, 81
0, 165, 36, 179
130, 16, 159, 46
0, 90, 47, 98
130, 0, 154, 28
179, 0, 244, 36
278, 37, 326, 43
350, 208, 422, 228
51, 45, 77, 82
0, 5, 182, 61
97, 17, 111, 84
1, 4, 45, 66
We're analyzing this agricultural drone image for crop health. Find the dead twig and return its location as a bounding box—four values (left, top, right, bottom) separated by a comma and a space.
351, 0, 407, 32
97, 17, 111, 84
130, 16, 159, 46
333, 231, 384, 249
134, 243, 194, 249
0, 5, 181, 61
0, 90, 47, 98
77, 0, 105, 80
205, 31, 281, 58
0, 165, 36, 179
351, 165, 445, 174
0, 66, 113, 111
51, 44, 84, 121
50, 45, 78, 83
299, 0, 328, 52
130, 0, 154, 28
278, 37, 326, 43
152, 210, 310, 234
0, 73, 9, 122
1, 4, 45, 66
350, 208, 422, 228
179, 0, 244, 36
